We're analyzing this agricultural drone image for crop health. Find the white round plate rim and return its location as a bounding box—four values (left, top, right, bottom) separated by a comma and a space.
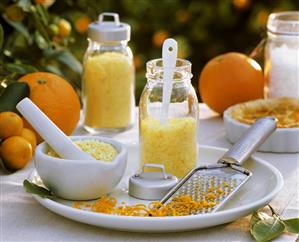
29, 145, 284, 232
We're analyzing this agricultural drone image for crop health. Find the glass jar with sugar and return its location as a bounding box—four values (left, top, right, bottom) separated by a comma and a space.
139, 58, 199, 178
82, 13, 135, 133
265, 11, 299, 98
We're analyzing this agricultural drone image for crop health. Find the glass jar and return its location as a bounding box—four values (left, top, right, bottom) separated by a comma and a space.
265, 11, 299, 98
82, 13, 135, 133
139, 59, 199, 178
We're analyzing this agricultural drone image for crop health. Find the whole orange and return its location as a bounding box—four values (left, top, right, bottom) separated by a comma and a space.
5, 4, 26, 22
152, 30, 169, 47
19, 72, 80, 143
22, 117, 42, 144
0, 136, 32, 170
20, 128, 37, 151
57, 19, 71, 37
0, 112, 23, 139
199, 52, 264, 114
34, 0, 55, 7
75, 16, 91, 34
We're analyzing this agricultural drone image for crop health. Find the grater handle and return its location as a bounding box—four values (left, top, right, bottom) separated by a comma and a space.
219, 117, 277, 165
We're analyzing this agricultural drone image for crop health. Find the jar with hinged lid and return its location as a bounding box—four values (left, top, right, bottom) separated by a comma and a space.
265, 11, 299, 98
139, 58, 199, 178
82, 12, 135, 133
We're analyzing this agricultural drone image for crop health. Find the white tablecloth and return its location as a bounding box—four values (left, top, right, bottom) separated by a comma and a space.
1, 104, 298, 242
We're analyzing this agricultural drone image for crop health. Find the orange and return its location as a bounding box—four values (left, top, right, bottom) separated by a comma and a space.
233, 0, 250, 10
21, 117, 42, 144
58, 19, 71, 37
199, 52, 264, 114
34, 0, 49, 4
0, 112, 23, 139
48, 24, 59, 36
19, 72, 80, 144
20, 128, 37, 151
176, 10, 190, 23
256, 10, 270, 27
152, 30, 169, 47
34, 0, 55, 7
5, 4, 25, 22
75, 16, 91, 34
0, 136, 32, 170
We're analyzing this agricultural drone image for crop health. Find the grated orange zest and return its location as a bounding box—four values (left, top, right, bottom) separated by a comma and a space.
72, 194, 222, 217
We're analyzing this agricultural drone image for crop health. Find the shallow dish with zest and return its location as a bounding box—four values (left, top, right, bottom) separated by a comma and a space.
224, 98, 299, 153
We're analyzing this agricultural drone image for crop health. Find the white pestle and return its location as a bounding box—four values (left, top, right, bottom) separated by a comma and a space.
16, 98, 95, 160
160, 38, 178, 125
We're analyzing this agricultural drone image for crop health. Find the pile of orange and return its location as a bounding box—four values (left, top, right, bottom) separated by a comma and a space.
0, 112, 36, 170
0, 72, 80, 171
199, 52, 264, 114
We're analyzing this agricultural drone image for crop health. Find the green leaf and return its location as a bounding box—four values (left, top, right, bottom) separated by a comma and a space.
252, 217, 285, 242
0, 82, 30, 113
30, 6, 50, 43
36, 4, 48, 26
250, 211, 272, 232
43, 48, 62, 58
0, 156, 13, 173
3, 15, 32, 44
0, 24, 3, 50
250, 212, 261, 231
23, 179, 54, 198
34, 31, 48, 49
6, 63, 38, 75
57, 51, 82, 74
43, 48, 82, 74
283, 218, 299, 234
44, 65, 63, 76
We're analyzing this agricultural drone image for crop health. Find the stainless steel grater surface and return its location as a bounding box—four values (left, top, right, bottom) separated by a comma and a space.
160, 117, 277, 214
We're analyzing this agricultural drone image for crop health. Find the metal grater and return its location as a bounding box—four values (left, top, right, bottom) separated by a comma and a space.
160, 117, 277, 214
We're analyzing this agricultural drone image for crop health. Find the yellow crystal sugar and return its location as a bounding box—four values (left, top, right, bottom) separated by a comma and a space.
47, 139, 118, 161
140, 117, 197, 178
83, 52, 134, 128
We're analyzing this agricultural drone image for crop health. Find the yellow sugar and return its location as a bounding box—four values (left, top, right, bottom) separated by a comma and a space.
47, 140, 118, 161
83, 52, 134, 128
140, 117, 197, 178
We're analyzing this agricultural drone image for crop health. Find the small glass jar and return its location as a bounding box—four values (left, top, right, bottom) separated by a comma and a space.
265, 11, 299, 98
82, 13, 135, 133
139, 59, 199, 178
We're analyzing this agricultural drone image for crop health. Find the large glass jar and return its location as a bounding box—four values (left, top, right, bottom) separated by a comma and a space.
82, 13, 135, 133
139, 59, 199, 178
265, 11, 299, 98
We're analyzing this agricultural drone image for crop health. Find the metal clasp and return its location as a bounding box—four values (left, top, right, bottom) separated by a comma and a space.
140, 164, 170, 180
99, 12, 120, 26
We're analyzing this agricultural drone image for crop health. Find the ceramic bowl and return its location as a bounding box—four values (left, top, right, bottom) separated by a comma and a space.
224, 106, 299, 153
34, 136, 127, 200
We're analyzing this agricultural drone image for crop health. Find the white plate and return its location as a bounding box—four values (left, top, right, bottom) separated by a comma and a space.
224, 105, 299, 153
29, 145, 283, 232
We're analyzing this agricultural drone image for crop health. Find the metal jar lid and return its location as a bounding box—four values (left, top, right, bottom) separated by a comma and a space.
129, 164, 178, 200
88, 12, 130, 42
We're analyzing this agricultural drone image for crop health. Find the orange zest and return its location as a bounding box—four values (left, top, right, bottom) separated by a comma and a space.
73, 194, 223, 217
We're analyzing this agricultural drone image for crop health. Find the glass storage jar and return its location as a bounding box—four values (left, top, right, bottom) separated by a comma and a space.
265, 11, 299, 98
139, 58, 199, 178
82, 12, 135, 133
